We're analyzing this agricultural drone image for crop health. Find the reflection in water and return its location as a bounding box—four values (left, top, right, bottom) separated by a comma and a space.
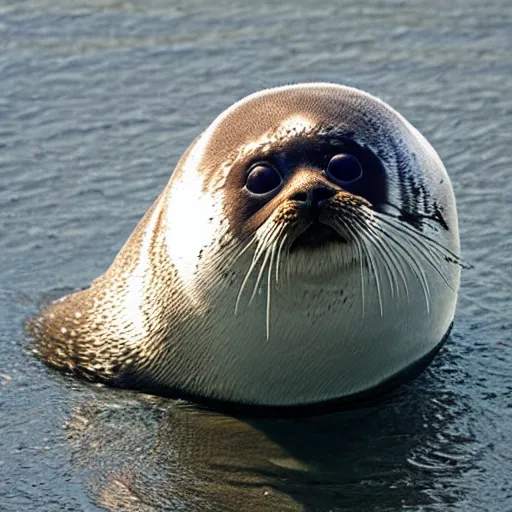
3, 0, 511, 509
66, 347, 476, 511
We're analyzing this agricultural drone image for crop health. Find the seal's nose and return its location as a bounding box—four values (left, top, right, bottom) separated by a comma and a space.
290, 186, 336, 208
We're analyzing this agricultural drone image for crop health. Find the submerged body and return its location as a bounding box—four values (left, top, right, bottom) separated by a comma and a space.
31, 83, 462, 407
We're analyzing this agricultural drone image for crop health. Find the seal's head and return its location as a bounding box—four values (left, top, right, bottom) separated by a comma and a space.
31, 84, 465, 408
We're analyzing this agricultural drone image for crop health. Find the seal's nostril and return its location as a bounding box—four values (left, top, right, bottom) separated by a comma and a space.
310, 186, 336, 206
290, 191, 308, 202
290, 187, 336, 204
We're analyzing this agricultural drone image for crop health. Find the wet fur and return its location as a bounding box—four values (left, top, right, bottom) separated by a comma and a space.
30, 83, 463, 407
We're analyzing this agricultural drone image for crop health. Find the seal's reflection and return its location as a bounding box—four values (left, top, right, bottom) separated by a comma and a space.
67, 354, 473, 511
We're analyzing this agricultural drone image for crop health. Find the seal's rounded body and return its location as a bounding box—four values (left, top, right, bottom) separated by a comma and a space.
31, 84, 462, 407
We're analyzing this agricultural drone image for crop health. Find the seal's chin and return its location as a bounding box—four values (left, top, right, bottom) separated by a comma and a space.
289, 223, 347, 253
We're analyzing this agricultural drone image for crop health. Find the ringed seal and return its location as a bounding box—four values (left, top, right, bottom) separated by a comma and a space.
30, 83, 464, 409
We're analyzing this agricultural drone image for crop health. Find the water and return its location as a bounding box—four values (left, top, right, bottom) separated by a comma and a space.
1, 0, 511, 510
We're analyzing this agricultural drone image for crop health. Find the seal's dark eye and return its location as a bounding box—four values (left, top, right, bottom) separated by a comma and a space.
326, 154, 363, 185
245, 164, 282, 195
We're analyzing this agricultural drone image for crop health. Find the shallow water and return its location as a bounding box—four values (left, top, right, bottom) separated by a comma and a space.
1, 0, 511, 510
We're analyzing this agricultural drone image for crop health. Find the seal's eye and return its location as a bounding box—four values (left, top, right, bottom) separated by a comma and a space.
326, 154, 363, 185
245, 164, 282, 195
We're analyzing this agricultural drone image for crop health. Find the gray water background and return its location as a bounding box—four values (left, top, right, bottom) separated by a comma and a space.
1, 1, 511, 510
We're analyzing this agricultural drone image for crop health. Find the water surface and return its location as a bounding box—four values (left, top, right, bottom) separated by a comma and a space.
1, 1, 511, 510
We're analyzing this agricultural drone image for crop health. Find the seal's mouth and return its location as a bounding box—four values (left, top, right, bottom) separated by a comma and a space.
289, 223, 347, 252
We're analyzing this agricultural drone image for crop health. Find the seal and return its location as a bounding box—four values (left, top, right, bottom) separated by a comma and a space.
30, 83, 465, 409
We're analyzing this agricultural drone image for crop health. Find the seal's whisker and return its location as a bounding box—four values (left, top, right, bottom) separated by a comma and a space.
266, 240, 278, 340
223, 238, 255, 273
397, 234, 431, 313
336, 218, 367, 318
374, 211, 454, 254
408, 244, 432, 314
376, 222, 431, 314
223, 234, 260, 294
248, 224, 284, 307
357, 237, 367, 318
236, 235, 258, 260
335, 213, 436, 315
404, 230, 456, 292
359, 230, 384, 317
365, 219, 413, 303
239, 248, 269, 312
368, 223, 410, 302
402, 228, 458, 292
375, 213, 456, 293
365, 226, 398, 300
235, 251, 258, 315
356, 240, 366, 318
377, 234, 402, 299
235, 229, 274, 315
351, 230, 367, 318
348, 212, 429, 313
251, 225, 276, 264
275, 233, 289, 284
373, 211, 468, 268
338, 215, 386, 316
249, 247, 271, 305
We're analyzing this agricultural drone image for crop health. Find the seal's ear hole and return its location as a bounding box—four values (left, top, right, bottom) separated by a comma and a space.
326, 154, 363, 185
245, 163, 282, 195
